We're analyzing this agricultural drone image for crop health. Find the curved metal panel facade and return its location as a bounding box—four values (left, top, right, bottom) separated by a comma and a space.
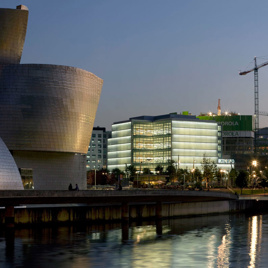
0, 7, 28, 64
0, 64, 103, 154
0, 137, 23, 190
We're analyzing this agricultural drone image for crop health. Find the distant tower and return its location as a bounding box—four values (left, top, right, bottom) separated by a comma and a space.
217, 99, 221, 116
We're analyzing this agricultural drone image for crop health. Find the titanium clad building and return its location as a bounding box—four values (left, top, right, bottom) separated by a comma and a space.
108, 113, 227, 172
0, 6, 103, 189
0, 5, 28, 64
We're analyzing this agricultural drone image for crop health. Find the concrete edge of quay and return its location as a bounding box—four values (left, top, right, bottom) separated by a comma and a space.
0, 190, 263, 227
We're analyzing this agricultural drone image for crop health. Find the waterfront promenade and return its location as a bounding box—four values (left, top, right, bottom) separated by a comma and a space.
0, 189, 237, 206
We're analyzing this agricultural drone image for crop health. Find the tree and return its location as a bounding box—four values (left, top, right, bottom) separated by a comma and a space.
229, 168, 238, 187
179, 169, 190, 186
155, 164, 164, 174
201, 156, 217, 188
214, 168, 221, 186
143, 167, 151, 175
194, 168, 202, 183
259, 178, 268, 193
235, 170, 248, 194
165, 160, 176, 181
127, 165, 137, 177
111, 168, 122, 179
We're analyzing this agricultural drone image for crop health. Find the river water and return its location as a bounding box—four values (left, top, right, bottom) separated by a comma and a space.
0, 213, 267, 268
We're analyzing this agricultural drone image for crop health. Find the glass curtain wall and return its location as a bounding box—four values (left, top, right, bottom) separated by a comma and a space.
132, 120, 171, 172
107, 122, 131, 170
172, 120, 219, 170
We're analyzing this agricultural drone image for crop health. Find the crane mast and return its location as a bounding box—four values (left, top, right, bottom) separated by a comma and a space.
254, 57, 259, 137
239, 57, 268, 154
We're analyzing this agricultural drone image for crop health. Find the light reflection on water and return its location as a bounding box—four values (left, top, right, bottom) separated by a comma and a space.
1, 214, 268, 267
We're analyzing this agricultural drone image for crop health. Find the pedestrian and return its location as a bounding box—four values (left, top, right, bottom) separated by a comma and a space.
68, 183, 73, 191
75, 184, 79, 191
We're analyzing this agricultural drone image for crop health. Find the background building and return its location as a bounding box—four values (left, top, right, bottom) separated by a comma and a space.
108, 113, 232, 173
198, 114, 254, 170
86, 127, 111, 171
0, 6, 103, 189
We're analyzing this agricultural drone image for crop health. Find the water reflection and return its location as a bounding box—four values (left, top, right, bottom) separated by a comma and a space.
0, 214, 268, 267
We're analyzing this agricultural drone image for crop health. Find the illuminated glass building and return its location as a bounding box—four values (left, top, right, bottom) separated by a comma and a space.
107, 113, 231, 172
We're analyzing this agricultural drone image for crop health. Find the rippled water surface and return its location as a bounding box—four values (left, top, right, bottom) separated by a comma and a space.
1, 213, 268, 267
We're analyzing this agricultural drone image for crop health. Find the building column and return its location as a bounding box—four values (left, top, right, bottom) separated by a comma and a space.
121, 202, 129, 221
155, 202, 163, 235
5, 206, 15, 228
155, 201, 162, 219
121, 202, 129, 242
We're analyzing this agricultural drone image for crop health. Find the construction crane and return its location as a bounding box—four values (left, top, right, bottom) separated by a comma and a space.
239, 56, 268, 153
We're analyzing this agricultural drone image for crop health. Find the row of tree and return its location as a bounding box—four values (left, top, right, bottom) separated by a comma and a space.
87, 156, 268, 192
87, 157, 236, 187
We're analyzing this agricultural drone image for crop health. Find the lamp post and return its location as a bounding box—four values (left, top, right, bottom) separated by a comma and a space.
146, 158, 152, 187
137, 161, 142, 188
94, 169, 96, 189
252, 160, 257, 194
191, 159, 195, 183
125, 163, 128, 179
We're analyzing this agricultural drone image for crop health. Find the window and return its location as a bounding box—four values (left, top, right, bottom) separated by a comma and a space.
98, 139, 101, 143
98, 134, 102, 138
92, 134, 96, 138
98, 155, 101, 158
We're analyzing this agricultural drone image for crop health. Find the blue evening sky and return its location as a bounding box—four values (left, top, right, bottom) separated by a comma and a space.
3, 1, 268, 129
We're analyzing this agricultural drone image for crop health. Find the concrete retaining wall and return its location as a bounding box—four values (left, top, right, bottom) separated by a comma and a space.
0, 199, 258, 226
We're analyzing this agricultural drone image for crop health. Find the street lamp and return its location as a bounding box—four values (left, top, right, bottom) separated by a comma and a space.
94, 168, 96, 189
191, 159, 195, 183
220, 169, 223, 186
146, 158, 152, 186
251, 160, 258, 193
252, 160, 257, 168
136, 161, 142, 188
125, 163, 128, 179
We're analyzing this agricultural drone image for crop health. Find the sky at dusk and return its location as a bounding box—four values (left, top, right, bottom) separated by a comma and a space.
3, 0, 268, 129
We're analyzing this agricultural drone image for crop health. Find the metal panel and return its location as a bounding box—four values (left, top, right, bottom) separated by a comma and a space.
0, 64, 103, 154
0, 7, 28, 64
0, 137, 23, 190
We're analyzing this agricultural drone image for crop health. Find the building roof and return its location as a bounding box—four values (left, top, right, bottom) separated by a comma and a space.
113, 113, 216, 125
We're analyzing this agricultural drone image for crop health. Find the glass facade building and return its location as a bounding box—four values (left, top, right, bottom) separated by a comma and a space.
108, 113, 226, 172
